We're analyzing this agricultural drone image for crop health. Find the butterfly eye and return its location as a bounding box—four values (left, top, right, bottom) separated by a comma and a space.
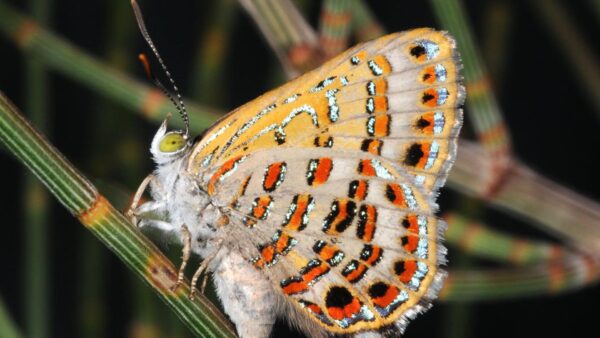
159, 132, 186, 153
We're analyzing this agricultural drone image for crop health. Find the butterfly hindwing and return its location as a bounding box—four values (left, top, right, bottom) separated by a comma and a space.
205, 147, 445, 333
188, 29, 463, 334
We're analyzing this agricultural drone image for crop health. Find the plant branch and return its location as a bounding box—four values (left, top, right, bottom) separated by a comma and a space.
0, 295, 23, 338
440, 253, 600, 302
0, 92, 236, 338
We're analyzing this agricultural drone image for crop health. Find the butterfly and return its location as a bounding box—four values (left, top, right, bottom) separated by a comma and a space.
128, 2, 464, 337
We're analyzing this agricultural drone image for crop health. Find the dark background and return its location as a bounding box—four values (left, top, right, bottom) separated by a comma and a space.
1, 0, 599, 337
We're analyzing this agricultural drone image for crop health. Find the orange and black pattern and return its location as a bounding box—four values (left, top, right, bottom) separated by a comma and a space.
188, 29, 463, 334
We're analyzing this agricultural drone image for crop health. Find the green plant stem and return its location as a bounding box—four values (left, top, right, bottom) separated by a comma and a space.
529, 0, 600, 118
191, 0, 237, 105
445, 212, 562, 265
452, 141, 600, 254
0, 2, 220, 132
592, 0, 600, 20
481, 0, 512, 92
443, 254, 472, 338
0, 92, 236, 338
79, 236, 106, 338
430, 0, 512, 186
441, 253, 600, 302
350, 0, 384, 42
319, 0, 353, 59
0, 296, 23, 338
23, 1, 52, 336
238, 0, 320, 76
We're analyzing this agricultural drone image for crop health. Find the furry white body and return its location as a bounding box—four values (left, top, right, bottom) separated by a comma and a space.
139, 149, 332, 338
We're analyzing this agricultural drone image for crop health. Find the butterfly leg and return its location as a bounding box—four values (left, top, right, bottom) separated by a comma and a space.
212, 248, 277, 338
172, 224, 192, 291
137, 219, 174, 232
189, 247, 219, 299
125, 174, 155, 224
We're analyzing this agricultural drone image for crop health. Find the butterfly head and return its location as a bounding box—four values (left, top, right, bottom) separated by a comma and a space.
131, 0, 192, 164
151, 113, 191, 164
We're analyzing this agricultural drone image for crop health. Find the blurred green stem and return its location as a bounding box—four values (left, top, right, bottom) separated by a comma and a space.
350, 0, 384, 41
319, 0, 353, 59
0, 296, 23, 338
430, 0, 512, 184
237, 0, 319, 76
445, 212, 562, 265
443, 254, 472, 338
79, 236, 106, 338
481, 0, 512, 92
23, 1, 52, 338
442, 253, 600, 301
591, 0, 600, 20
529, 0, 600, 118
191, 0, 237, 105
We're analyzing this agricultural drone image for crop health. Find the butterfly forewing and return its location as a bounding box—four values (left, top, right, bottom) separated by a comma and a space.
188, 29, 463, 334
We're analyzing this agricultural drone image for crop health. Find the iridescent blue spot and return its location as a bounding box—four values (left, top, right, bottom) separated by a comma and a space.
437, 87, 449, 105
435, 64, 447, 82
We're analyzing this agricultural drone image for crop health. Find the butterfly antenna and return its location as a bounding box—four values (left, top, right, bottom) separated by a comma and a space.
137, 53, 183, 119
131, 0, 190, 139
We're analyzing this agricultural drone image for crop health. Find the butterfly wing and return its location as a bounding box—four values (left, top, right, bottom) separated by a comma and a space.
189, 29, 463, 334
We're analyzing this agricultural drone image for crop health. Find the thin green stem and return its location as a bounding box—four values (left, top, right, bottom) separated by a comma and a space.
591, 0, 600, 20
0, 296, 23, 338
22, 1, 52, 337
350, 0, 384, 42
442, 254, 600, 302
451, 141, 600, 254
319, 0, 353, 59
445, 212, 562, 265
0, 92, 236, 338
237, 0, 320, 76
481, 0, 513, 92
443, 254, 472, 338
529, 0, 600, 119
429, 0, 512, 185
191, 0, 237, 105
79, 236, 106, 338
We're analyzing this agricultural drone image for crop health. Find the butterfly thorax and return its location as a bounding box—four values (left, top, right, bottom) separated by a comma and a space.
151, 150, 225, 258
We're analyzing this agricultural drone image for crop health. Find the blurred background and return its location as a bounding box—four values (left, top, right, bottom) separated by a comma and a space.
0, 0, 599, 337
